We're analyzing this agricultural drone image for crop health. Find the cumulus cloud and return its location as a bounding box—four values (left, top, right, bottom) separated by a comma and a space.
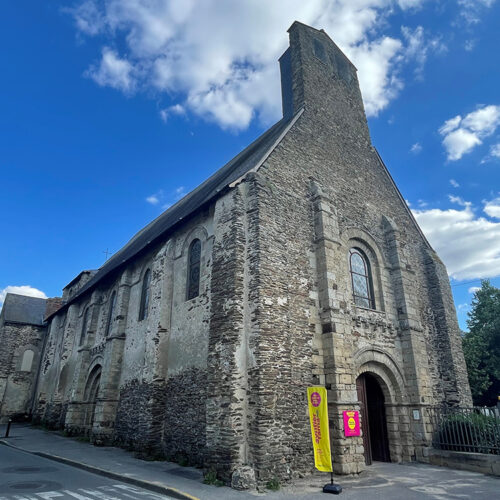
450, 178, 460, 188
484, 197, 500, 218
0, 285, 47, 307
69, 0, 432, 129
159, 104, 186, 122
86, 47, 136, 93
413, 200, 500, 280
439, 105, 500, 160
468, 286, 481, 294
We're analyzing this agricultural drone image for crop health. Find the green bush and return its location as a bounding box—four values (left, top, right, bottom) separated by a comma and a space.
203, 469, 224, 487
266, 477, 280, 491
437, 412, 500, 455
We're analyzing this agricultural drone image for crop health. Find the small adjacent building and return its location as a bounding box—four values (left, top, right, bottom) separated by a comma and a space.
0, 293, 61, 422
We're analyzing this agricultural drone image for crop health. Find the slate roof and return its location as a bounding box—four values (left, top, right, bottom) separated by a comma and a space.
53, 109, 303, 316
1, 293, 47, 326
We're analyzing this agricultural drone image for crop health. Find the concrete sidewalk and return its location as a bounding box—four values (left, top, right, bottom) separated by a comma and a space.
0, 423, 257, 500
1, 423, 499, 499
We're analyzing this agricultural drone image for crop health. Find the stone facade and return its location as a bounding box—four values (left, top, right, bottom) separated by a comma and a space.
27, 21, 471, 489
0, 295, 59, 423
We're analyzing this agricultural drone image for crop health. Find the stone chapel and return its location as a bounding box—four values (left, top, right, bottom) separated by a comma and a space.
10, 22, 472, 488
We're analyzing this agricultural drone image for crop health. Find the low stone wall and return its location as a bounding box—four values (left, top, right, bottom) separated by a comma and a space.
428, 448, 500, 476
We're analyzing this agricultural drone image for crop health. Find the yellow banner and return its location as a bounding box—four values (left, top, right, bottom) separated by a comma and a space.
307, 386, 333, 472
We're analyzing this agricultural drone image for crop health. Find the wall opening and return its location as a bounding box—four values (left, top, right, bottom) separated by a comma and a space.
356, 373, 391, 464
84, 365, 101, 430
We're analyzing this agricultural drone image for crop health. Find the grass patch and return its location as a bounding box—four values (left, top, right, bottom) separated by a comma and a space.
266, 477, 280, 491
203, 469, 224, 487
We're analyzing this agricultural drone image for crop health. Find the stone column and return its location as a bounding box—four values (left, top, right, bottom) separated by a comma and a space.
311, 180, 365, 475
424, 250, 472, 407
93, 272, 130, 443
383, 216, 432, 458
206, 182, 254, 486
65, 291, 101, 434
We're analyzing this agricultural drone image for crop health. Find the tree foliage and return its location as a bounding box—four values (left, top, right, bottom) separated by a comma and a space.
462, 280, 500, 406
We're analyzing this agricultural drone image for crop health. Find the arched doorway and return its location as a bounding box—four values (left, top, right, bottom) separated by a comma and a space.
83, 365, 101, 430
356, 373, 390, 465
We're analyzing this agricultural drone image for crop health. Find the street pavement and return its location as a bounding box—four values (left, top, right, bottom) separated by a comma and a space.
1, 423, 499, 499
0, 445, 175, 499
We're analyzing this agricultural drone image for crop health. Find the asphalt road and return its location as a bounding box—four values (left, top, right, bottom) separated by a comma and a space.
0, 446, 175, 500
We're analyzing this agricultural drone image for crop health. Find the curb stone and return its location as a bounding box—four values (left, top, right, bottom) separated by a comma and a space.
0, 439, 199, 500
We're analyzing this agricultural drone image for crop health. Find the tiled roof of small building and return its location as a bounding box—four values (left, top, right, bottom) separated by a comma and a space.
1, 293, 47, 326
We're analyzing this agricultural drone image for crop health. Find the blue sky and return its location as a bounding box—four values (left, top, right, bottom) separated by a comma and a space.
1, 1, 499, 330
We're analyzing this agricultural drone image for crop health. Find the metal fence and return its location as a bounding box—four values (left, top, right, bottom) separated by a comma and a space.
426, 406, 500, 455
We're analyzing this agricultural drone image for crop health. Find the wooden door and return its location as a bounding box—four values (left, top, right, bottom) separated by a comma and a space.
356, 374, 372, 465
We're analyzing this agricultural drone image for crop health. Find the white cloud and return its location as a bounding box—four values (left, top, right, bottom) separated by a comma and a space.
0, 286, 47, 307
439, 105, 500, 160
410, 142, 422, 154
159, 104, 186, 122
413, 200, 500, 280
458, 0, 498, 25
146, 186, 187, 209
402, 25, 445, 79
490, 143, 500, 158
468, 286, 481, 294
484, 197, 500, 218
450, 178, 460, 188
70, 0, 431, 129
448, 194, 469, 206
464, 39, 476, 51
86, 47, 136, 93
146, 194, 160, 205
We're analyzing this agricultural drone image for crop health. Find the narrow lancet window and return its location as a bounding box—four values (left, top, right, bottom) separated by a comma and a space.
80, 307, 89, 345
349, 248, 375, 309
105, 291, 116, 336
139, 269, 151, 321
187, 239, 201, 300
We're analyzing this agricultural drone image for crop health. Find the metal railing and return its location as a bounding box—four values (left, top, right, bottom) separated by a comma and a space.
426, 406, 500, 455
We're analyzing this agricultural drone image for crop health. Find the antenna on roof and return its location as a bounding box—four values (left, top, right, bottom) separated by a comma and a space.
103, 248, 111, 261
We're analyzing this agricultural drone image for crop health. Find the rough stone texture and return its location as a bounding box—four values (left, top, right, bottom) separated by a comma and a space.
0, 297, 48, 422
163, 368, 207, 465
428, 449, 500, 477
231, 465, 257, 490
114, 379, 167, 454
25, 21, 472, 490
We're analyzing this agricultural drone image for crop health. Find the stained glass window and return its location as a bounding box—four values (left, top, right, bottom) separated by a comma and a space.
349, 248, 374, 309
187, 239, 201, 300
139, 269, 151, 321
105, 291, 116, 336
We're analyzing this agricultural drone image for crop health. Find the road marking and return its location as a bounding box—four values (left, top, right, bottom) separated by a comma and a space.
0, 485, 174, 500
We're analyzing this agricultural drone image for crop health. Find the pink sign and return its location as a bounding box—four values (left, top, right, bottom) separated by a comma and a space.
343, 410, 360, 437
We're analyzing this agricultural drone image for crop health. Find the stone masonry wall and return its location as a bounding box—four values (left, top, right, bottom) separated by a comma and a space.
0, 322, 46, 422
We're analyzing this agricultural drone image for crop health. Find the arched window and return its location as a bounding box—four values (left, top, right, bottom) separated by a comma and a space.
349, 248, 375, 309
79, 307, 90, 346
138, 269, 151, 321
186, 239, 201, 300
20, 350, 35, 372
105, 291, 116, 336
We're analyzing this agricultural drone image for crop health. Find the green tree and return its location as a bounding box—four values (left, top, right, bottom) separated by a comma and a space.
462, 280, 500, 406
